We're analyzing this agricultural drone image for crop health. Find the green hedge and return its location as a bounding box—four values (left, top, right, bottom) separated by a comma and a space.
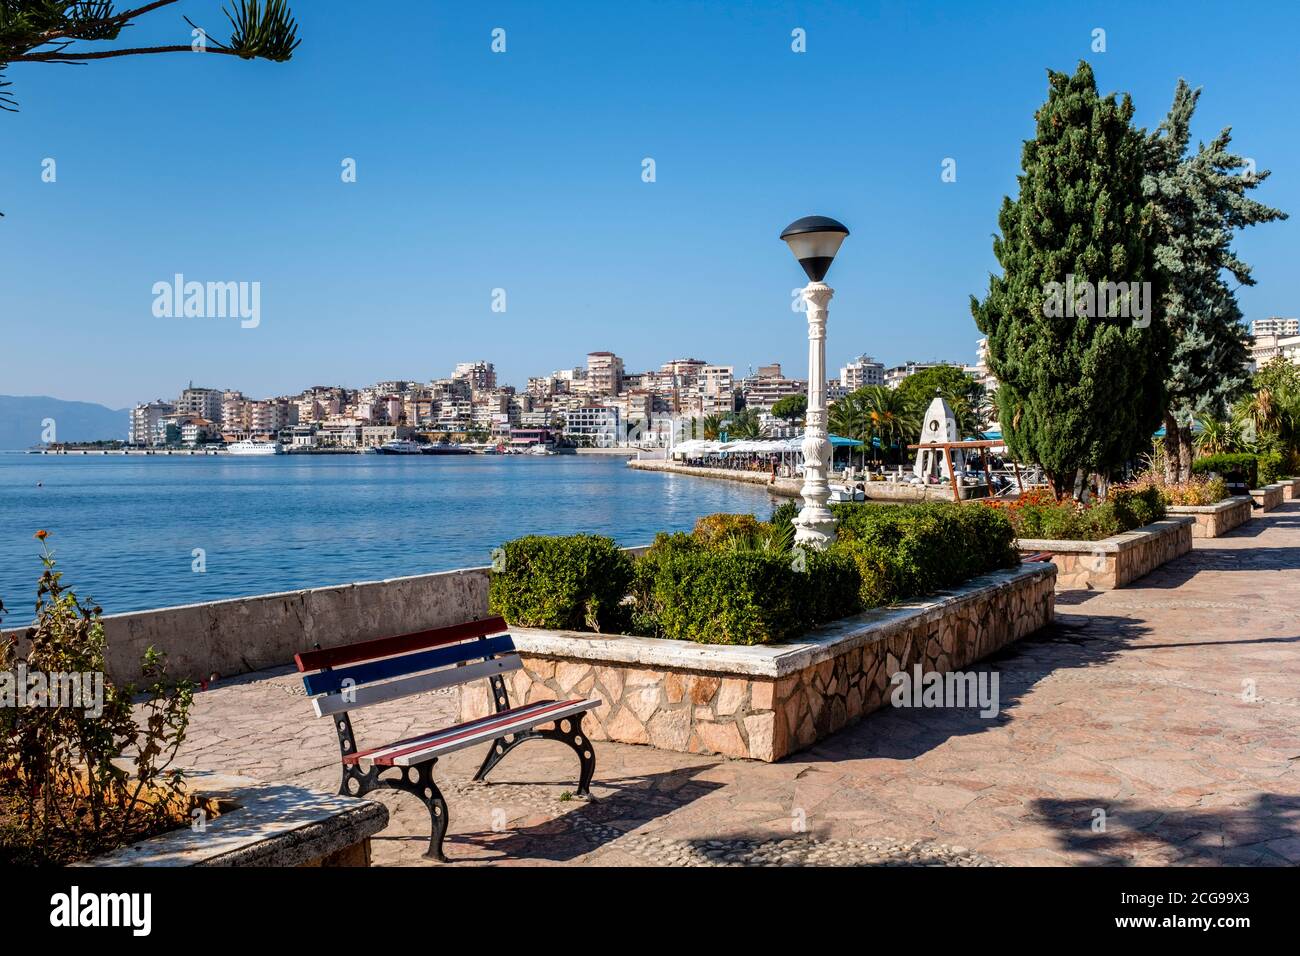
1004, 486, 1165, 543
491, 502, 1020, 645
487, 534, 634, 632
1192, 452, 1258, 489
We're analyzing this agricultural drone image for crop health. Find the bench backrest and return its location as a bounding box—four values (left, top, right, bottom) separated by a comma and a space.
296, 616, 516, 718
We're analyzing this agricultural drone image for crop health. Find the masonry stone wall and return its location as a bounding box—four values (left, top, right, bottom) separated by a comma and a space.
1018, 517, 1193, 591
459, 564, 1055, 762
1251, 484, 1285, 512
1281, 478, 1300, 501
1167, 496, 1252, 539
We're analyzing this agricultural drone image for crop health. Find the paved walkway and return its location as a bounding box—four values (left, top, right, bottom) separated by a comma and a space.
176, 502, 1300, 866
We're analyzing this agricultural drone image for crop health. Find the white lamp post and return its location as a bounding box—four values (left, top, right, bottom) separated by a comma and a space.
781, 215, 850, 549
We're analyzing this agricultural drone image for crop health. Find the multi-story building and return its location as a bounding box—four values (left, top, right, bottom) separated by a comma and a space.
129, 401, 175, 446
453, 361, 496, 394
565, 405, 621, 447
175, 385, 223, 422
249, 400, 297, 436
839, 355, 885, 389
1252, 317, 1300, 338
586, 352, 625, 396
740, 363, 806, 412
693, 365, 735, 417
1250, 333, 1300, 371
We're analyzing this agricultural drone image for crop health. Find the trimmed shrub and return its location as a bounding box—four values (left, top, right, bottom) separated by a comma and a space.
488, 534, 634, 632
1258, 449, 1285, 486
648, 549, 803, 645
831, 502, 1019, 601
1192, 452, 1258, 489
1109, 484, 1166, 530
800, 546, 865, 624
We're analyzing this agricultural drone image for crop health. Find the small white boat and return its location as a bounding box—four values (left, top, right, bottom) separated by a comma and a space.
226, 439, 283, 456
827, 483, 866, 503
376, 439, 425, 455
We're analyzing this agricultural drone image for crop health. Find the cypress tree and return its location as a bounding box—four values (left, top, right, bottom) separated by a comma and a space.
972, 61, 1167, 497
1145, 80, 1288, 481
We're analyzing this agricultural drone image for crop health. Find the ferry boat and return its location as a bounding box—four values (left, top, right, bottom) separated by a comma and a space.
421, 443, 473, 455
376, 439, 425, 455
226, 439, 283, 456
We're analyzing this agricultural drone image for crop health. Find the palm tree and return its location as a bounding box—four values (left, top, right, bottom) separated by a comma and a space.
1194, 416, 1236, 456
860, 386, 918, 463
701, 414, 723, 440
724, 409, 763, 440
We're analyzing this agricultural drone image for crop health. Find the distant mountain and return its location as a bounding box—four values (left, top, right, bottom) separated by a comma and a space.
0, 395, 129, 449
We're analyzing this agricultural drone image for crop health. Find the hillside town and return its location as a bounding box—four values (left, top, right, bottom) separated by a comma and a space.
123, 342, 1004, 452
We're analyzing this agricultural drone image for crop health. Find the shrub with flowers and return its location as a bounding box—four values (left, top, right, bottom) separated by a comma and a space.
981, 485, 1166, 542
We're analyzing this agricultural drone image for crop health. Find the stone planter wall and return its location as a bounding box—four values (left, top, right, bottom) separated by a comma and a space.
1250, 484, 1284, 512
1017, 516, 1194, 591
1280, 478, 1300, 501
1167, 496, 1253, 539
458, 563, 1056, 762
79, 772, 387, 867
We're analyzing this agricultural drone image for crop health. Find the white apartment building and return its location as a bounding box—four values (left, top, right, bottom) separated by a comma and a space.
129, 401, 175, 445
694, 365, 735, 416
586, 352, 625, 396
175, 386, 223, 421
565, 406, 621, 446
1250, 333, 1300, 370
453, 361, 497, 393
839, 355, 885, 389
740, 364, 807, 412
884, 361, 948, 389
1252, 317, 1299, 338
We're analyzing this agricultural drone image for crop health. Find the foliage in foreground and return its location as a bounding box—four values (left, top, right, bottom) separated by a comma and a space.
983, 485, 1167, 542
1, 534, 194, 866
489, 503, 1021, 645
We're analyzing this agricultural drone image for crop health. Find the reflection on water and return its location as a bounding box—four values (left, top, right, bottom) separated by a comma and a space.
0, 454, 779, 615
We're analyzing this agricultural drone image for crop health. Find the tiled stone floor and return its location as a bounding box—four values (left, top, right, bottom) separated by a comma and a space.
176, 502, 1300, 866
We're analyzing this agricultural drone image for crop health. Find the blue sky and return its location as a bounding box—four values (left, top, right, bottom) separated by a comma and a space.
1, 0, 1296, 408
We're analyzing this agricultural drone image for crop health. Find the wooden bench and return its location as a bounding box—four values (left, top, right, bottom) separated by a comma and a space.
296, 615, 599, 862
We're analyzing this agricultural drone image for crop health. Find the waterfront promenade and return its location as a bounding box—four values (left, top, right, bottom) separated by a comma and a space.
174, 501, 1300, 866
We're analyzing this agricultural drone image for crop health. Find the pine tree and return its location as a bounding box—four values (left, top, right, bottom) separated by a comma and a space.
972, 61, 1168, 497
1145, 80, 1288, 481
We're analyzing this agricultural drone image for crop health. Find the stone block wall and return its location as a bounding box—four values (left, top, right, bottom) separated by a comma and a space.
459, 564, 1056, 762
1167, 496, 1252, 539
1019, 517, 1193, 591
1281, 478, 1300, 501
1251, 484, 1284, 511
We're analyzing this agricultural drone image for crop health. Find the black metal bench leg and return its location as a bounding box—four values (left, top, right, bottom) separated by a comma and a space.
473, 715, 596, 799
413, 761, 451, 862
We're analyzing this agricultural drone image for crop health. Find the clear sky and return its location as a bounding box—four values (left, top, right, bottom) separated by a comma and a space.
1, 0, 1296, 408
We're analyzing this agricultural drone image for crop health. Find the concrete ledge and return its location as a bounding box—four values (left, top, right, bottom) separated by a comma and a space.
628, 458, 802, 496
1017, 517, 1194, 590
78, 772, 388, 867
461, 562, 1056, 761
1167, 496, 1253, 538
1251, 484, 1285, 512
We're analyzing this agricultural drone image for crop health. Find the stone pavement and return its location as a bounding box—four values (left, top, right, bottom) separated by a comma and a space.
175, 502, 1300, 866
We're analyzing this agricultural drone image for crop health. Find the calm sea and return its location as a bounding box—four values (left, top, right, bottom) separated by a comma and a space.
0, 453, 778, 618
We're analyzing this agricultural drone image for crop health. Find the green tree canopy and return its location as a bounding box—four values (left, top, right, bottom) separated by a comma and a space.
972, 61, 1168, 497
770, 394, 807, 423
1, 1, 300, 112
1145, 79, 1287, 480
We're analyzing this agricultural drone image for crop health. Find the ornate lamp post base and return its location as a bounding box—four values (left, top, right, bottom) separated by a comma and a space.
794, 281, 836, 550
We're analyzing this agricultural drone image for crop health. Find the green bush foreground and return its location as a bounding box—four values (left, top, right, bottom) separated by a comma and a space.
488, 502, 1020, 646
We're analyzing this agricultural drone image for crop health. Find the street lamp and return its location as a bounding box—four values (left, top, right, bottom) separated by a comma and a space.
781, 215, 850, 549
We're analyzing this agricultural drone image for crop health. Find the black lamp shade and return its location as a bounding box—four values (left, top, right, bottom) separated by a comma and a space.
780, 215, 850, 282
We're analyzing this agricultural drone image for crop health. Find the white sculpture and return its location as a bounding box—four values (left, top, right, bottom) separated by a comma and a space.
914, 392, 962, 482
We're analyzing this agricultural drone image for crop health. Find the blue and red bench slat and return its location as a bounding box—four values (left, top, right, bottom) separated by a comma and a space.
301, 633, 516, 697
345, 698, 597, 767
294, 615, 508, 674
